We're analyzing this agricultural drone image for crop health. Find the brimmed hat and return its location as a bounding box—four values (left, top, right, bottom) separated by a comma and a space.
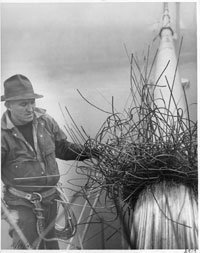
1, 74, 43, 101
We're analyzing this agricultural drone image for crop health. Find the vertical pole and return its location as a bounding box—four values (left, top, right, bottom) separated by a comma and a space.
130, 3, 198, 249
153, 2, 186, 117
175, 2, 180, 51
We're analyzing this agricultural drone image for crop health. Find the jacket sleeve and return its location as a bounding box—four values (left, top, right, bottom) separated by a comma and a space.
44, 114, 90, 161
55, 139, 90, 161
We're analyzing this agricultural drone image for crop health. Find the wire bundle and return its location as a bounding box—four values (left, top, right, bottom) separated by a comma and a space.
85, 103, 197, 205
62, 44, 197, 248
80, 45, 197, 208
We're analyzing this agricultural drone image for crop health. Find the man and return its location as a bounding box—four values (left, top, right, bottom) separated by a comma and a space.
1, 74, 93, 249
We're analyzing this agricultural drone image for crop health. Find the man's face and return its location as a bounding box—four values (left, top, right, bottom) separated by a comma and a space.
8, 99, 36, 125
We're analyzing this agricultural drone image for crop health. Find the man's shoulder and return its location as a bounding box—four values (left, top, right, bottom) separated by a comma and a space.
1, 111, 7, 127
1, 111, 14, 131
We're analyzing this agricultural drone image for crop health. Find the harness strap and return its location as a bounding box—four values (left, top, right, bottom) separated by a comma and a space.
8, 187, 56, 202
7, 185, 77, 246
7, 186, 57, 249
33, 200, 45, 249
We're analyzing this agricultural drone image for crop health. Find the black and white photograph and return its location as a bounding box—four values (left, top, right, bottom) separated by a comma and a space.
1, 0, 198, 250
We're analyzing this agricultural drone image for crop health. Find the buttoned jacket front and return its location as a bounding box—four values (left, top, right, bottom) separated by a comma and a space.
1, 107, 84, 193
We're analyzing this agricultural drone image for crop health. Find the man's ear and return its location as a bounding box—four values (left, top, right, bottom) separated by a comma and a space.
5, 101, 11, 111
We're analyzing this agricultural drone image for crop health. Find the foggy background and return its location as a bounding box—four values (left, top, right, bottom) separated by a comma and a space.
1, 1, 197, 249
1, 2, 197, 131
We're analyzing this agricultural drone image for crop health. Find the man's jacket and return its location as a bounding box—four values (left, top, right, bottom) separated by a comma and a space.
1, 107, 87, 194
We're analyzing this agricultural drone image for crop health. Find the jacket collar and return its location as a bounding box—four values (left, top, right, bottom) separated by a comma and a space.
34, 107, 46, 119
1, 107, 46, 130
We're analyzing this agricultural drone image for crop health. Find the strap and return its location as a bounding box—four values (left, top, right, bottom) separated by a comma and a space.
8, 187, 56, 202
54, 185, 77, 240
33, 200, 45, 249
33, 185, 77, 245
7, 185, 77, 244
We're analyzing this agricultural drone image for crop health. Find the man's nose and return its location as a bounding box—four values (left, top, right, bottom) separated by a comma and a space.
26, 103, 34, 112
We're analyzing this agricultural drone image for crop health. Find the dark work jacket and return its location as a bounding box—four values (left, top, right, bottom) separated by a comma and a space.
1, 108, 88, 199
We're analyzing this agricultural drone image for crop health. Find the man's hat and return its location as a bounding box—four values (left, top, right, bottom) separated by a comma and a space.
1, 74, 43, 101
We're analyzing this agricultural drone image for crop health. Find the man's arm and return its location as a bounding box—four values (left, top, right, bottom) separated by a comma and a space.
44, 114, 91, 161
55, 139, 90, 161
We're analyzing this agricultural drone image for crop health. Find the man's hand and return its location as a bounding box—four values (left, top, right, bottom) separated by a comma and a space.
90, 147, 101, 159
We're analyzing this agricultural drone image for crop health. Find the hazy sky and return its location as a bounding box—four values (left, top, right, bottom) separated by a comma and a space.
1, 2, 197, 79
1, 1, 198, 134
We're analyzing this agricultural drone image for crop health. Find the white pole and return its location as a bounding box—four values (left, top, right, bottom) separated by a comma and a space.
153, 2, 186, 117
